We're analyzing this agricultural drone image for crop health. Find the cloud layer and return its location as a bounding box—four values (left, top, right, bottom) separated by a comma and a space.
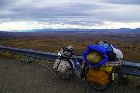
0, 0, 140, 30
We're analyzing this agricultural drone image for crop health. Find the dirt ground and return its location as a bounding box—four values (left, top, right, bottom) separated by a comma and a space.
0, 57, 139, 93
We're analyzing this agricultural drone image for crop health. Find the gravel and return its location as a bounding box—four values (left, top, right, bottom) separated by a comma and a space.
0, 57, 139, 93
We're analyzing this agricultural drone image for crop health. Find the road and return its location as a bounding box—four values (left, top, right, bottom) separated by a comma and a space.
0, 57, 139, 93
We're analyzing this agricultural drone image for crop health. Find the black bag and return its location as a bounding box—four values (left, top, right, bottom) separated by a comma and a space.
106, 51, 116, 61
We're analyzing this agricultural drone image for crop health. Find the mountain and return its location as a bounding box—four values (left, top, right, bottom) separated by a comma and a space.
0, 28, 140, 35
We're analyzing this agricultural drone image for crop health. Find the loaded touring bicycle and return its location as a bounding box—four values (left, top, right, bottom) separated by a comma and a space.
53, 41, 140, 91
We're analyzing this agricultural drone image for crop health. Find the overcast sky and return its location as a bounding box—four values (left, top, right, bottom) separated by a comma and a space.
0, 0, 140, 30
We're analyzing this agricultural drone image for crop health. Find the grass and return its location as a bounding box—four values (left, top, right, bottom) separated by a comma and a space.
0, 39, 140, 62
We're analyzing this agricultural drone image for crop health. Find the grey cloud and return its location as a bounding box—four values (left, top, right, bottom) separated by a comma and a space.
101, 0, 140, 5
10, 3, 104, 16
0, 0, 140, 26
0, 0, 15, 9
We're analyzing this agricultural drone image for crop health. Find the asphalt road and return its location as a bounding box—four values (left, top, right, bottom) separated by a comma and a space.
0, 57, 139, 93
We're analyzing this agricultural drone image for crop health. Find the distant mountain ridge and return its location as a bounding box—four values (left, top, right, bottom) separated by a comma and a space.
0, 28, 140, 34
0, 28, 139, 40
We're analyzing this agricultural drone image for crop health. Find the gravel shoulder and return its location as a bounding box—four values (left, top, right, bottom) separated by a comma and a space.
0, 57, 139, 93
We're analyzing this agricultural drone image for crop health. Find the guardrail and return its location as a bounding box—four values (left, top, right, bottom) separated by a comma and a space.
0, 45, 140, 76
0, 45, 58, 61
